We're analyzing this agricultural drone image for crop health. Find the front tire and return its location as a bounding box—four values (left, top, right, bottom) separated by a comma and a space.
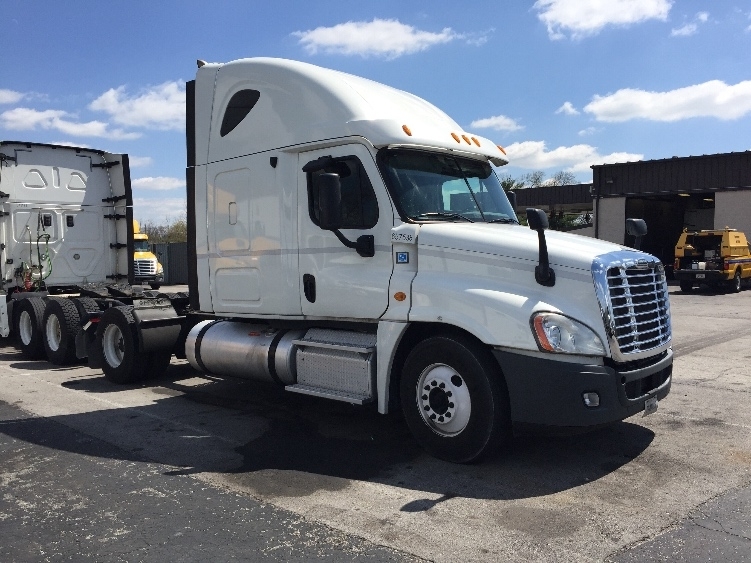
14, 298, 47, 360
400, 334, 510, 463
43, 299, 81, 365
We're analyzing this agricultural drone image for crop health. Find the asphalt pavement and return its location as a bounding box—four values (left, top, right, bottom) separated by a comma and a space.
0, 283, 750, 561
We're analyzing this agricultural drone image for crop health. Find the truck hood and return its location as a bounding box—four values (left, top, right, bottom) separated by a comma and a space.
416, 223, 638, 271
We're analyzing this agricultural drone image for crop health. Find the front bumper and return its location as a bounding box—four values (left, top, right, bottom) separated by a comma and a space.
674, 269, 727, 283
493, 348, 672, 428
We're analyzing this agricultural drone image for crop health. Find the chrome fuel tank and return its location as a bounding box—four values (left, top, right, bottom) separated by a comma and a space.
185, 320, 305, 384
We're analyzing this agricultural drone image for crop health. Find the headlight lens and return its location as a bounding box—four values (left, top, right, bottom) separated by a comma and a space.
531, 312, 606, 356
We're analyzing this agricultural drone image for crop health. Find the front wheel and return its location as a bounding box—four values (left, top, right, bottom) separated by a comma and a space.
400, 334, 510, 463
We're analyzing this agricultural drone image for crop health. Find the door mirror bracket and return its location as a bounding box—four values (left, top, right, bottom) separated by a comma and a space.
317, 172, 375, 258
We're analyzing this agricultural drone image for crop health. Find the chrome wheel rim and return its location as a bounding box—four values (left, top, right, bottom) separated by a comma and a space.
102, 324, 124, 368
416, 363, 471, 436
46, 314, 62, 352
19, 311, 33, 346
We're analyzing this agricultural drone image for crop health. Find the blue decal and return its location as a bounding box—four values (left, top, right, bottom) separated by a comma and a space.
396, 252, 409, 264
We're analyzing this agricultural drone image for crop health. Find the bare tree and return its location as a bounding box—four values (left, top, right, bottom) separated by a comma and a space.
549, 170, 577, 186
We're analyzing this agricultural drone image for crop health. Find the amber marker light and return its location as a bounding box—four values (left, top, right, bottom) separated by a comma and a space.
451, 132, 461, 143
461, 135, 471, 145
497, 145, 507, 155
532, 316, 556, 352
402, 124, 413, 136
394, 292, 407, 302
471, 137, 481, 147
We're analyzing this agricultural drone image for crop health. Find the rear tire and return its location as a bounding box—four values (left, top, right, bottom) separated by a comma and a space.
96, 306, 150, 384
43, 299, 81, 365
14, 298, 47, 360
732, 269, 742, 293
679, 281, 693, 292
400, 333, 510, 463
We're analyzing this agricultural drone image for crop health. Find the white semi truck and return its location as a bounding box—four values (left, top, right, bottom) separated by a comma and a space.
3, 59, 673, 462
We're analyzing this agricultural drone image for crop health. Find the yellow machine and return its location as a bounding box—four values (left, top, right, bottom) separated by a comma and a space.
133, 220, 164, 289
674, 228, 751, 293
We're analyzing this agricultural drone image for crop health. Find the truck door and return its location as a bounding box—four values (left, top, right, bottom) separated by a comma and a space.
298, 145, 394, 319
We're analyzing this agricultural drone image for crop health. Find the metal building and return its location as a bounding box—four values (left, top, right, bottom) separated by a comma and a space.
511, 151, 751, 268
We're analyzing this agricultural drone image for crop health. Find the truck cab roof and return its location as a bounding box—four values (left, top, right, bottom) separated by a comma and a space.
193, 58, 509, 167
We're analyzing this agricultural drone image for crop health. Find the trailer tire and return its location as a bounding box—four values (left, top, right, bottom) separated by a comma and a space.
43, 299, 81, 365
97, 306, 149, 384
14, 298, 47, 360
400, 333, 511, 464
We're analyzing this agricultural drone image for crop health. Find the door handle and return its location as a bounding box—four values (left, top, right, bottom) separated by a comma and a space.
303, 274, 316, 303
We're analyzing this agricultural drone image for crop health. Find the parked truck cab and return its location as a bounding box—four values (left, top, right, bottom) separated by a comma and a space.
88, 58, 673, 463
674, 228, 751, 293
132, 220, 163, 289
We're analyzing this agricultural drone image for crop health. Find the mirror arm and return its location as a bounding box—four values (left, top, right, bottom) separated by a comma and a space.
331, 230, 375, 258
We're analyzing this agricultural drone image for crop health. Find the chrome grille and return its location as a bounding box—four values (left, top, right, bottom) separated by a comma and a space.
593, 252, 672, 362
134, 258, 156, 276
607, 265, 671, 354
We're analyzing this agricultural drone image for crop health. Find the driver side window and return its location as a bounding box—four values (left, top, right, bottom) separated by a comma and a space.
307, 156, 378, 229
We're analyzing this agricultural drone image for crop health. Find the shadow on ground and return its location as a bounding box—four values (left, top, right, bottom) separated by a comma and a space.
1, 353, 655, 502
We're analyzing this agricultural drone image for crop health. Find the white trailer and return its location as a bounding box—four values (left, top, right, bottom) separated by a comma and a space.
60, 59, 673, 462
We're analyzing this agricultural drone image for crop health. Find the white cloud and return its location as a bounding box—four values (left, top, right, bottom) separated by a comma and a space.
555, 101, 579, 115
671, 11, 709, 37
293, 19, 464, 58
0, 89, 24, 104
129, 156, 153, 168
0, 107, 140, 140
578, 127, 599, 136
90, 81, 185, 131
133, 197, 187, 224
131, 176, 185, 190
470, 114, 523, 131
534, 0, 672, 40
584, 80, 751, 122
670, 23, 697, 36
504, 140, 642, 172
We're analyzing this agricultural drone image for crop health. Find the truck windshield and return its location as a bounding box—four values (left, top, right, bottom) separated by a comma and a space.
378, 149, 518, 224
134, 240, 150, 252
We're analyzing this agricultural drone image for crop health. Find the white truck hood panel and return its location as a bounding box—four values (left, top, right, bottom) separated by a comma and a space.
416, 223, 632, 271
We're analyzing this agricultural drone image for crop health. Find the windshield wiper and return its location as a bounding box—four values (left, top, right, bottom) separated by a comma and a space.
410, 212, 474, 222
487, 217, 519, 224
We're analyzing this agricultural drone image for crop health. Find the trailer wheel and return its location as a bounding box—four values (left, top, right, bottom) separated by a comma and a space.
400, 334, 510, 463
96, 306, 149, 384
14, 298, 47, 360
679, 281, 693, 293
43, 299, 81, 365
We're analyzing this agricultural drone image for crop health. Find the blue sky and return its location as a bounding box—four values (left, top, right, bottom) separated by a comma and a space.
2, 0, 750, 224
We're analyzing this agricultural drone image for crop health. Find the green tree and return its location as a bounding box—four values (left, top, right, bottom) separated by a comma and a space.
140, 215, 188, 243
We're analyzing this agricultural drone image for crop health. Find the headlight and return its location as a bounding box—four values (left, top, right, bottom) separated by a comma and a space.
156, 263, 164, 275
530, 312, 606, 356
